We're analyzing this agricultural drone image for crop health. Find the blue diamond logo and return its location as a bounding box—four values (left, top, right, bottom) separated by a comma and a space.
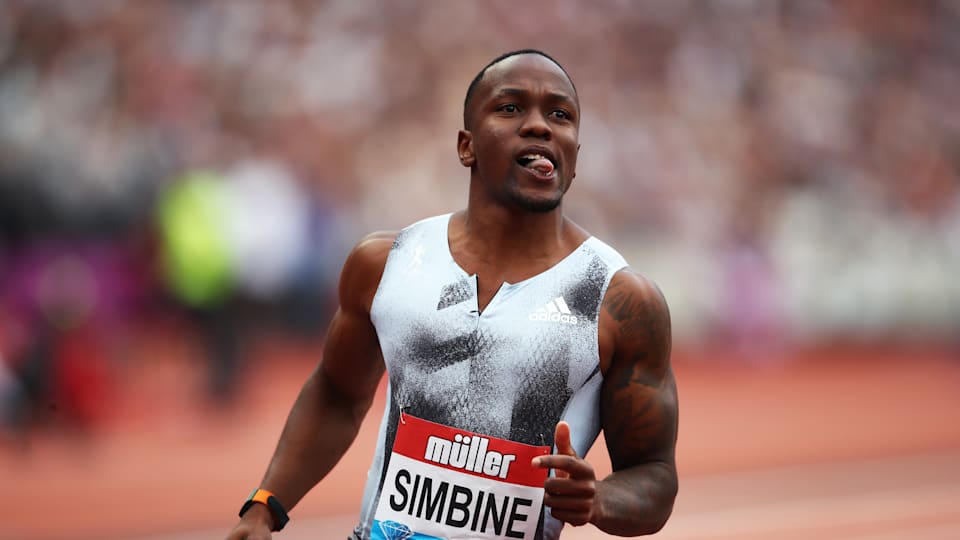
379, 520, 413, 540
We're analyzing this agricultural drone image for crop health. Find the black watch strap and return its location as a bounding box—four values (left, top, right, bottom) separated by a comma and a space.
239, 488, 289, 532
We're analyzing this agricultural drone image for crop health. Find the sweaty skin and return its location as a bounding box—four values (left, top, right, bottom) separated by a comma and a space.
226, 53, 677, 539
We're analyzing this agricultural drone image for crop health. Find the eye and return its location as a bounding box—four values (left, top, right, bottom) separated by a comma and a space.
497, 103, 520, 113
552, 109, 572, 121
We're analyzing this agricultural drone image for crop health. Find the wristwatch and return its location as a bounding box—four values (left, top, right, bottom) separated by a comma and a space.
239, 488, 289, 531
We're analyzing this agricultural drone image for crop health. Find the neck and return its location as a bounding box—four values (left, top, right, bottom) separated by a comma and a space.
458, 203, 567, 260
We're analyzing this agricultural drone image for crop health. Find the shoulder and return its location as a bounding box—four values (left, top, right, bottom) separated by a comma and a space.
582, 236, 630, 271
604, 268, 669, 319
339, 231, 399, 313
599, 268, 671, 375
343, 231, 398, 274
562, 220, 629, 271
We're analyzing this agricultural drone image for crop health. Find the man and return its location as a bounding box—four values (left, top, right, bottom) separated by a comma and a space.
227, 49, 678, 540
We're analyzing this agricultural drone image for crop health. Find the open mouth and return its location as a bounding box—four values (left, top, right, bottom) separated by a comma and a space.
517, 153, 556, 176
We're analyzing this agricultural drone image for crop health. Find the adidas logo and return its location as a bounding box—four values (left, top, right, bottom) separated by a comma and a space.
529, 296, 579, 325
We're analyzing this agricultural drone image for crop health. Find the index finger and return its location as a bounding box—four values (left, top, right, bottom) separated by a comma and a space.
532, 454, 594, 478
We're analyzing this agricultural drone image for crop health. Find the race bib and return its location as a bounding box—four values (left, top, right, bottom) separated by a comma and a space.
371, 414, 550, 540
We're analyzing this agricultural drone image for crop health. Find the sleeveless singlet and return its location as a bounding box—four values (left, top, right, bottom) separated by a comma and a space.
353, 214, 628, 540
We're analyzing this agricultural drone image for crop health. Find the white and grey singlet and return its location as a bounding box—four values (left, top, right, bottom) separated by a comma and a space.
352, 214, 628, 540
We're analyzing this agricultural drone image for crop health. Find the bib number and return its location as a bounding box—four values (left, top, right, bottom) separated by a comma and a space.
371, 414, 550, 539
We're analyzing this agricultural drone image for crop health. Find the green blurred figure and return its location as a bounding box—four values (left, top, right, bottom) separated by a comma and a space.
157, 171, 240, 405
158, 171, 234, 309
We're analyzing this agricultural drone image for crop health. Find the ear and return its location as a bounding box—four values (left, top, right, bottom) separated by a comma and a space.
457, 130, 476, 168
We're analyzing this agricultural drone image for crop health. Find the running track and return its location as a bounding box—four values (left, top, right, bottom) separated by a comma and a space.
3, 341, 958, 539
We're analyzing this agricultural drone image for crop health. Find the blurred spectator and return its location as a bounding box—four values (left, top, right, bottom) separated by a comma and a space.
1, 0, 959, 435
0, 240, 144, 435
221, 159, 311, 303
157, 172, 234, 309
156, 171, 239, 404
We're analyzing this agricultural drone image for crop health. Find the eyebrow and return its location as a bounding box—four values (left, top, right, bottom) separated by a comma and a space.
490, 87, 578, 108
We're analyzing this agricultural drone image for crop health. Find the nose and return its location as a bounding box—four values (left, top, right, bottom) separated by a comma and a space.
518, 109, 552, 140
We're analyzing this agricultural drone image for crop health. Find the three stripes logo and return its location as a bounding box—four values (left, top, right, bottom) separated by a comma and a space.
528, 296, 578, 325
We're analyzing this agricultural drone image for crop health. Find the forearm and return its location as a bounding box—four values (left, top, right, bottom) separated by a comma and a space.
591, 461, 678, 536
258, 366, 373, 510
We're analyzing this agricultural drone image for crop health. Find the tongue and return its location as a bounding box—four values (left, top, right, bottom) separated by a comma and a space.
528, 158, 554, 175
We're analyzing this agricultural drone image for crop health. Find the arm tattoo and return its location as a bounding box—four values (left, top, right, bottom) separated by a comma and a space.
604, 275, 671, 380
600, 274, 677, 469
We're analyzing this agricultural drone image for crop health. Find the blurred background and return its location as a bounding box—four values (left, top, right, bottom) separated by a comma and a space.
1, 1, 958, 539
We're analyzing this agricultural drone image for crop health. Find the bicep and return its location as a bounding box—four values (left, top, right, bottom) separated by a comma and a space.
317, 231, 395, 405
599, 270, 678, 471
600, 365, 678, 470
320, 305, 385, 405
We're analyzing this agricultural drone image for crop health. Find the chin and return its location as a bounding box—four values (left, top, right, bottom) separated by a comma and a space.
500, 177, 565, 213
510, 193, 562, 213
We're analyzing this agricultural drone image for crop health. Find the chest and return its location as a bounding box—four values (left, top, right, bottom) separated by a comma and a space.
454, 254, 565, 315
373, 265, 602, 441
370, 230, 613, 440
371, 246, 608, 383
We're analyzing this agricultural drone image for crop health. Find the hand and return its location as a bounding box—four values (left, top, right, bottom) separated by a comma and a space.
532, 421, 598, 526
225, 503, 274, 540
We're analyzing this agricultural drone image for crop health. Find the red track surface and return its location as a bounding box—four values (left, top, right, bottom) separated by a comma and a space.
2, 341, 959, 540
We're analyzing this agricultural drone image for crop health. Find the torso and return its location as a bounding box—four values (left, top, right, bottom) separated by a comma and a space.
353, 213, 628, 540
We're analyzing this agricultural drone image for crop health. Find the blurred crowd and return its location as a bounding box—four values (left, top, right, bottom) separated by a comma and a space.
1, 0, 958, 435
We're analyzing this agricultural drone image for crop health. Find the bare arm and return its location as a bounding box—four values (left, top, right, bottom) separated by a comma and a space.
593, 269, 678, 535
226, 232, 396, 539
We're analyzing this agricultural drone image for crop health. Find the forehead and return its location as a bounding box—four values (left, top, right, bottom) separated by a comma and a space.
478, 54, 578, 105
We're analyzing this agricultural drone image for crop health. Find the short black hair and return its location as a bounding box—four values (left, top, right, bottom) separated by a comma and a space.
462, 49, 577, 129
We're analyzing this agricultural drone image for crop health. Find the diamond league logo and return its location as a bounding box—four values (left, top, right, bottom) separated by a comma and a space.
379, 520, 414, 540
